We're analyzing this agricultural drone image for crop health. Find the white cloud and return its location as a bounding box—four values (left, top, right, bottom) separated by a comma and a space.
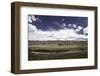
61, 23, 66, 28
75, 29, 80, 32
28, 15, 37, 23
28, 16, 88, 41
28, 16, 32, 23
68, 24, 72, 27
73, 24, 77, 28
31, 15, 37, 21
83, 26, 88, 35
75, 26, 83, 32
28, 24, 38, 32
78, 26, 82, 30
28, 24, 88, 41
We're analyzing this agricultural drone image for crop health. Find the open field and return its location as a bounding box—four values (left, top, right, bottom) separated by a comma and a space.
28, 41, 88, 60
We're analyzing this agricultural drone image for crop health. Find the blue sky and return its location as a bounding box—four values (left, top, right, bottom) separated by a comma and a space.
28, 15, 88, 35
28, 15, 88, 41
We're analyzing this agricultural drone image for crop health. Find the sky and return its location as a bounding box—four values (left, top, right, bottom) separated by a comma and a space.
28, 15, 88, 41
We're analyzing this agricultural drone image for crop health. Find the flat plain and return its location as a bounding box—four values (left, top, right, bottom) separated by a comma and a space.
28, 41, 88, 60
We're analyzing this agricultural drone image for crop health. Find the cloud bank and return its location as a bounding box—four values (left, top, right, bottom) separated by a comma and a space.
28, 15, 88, 41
